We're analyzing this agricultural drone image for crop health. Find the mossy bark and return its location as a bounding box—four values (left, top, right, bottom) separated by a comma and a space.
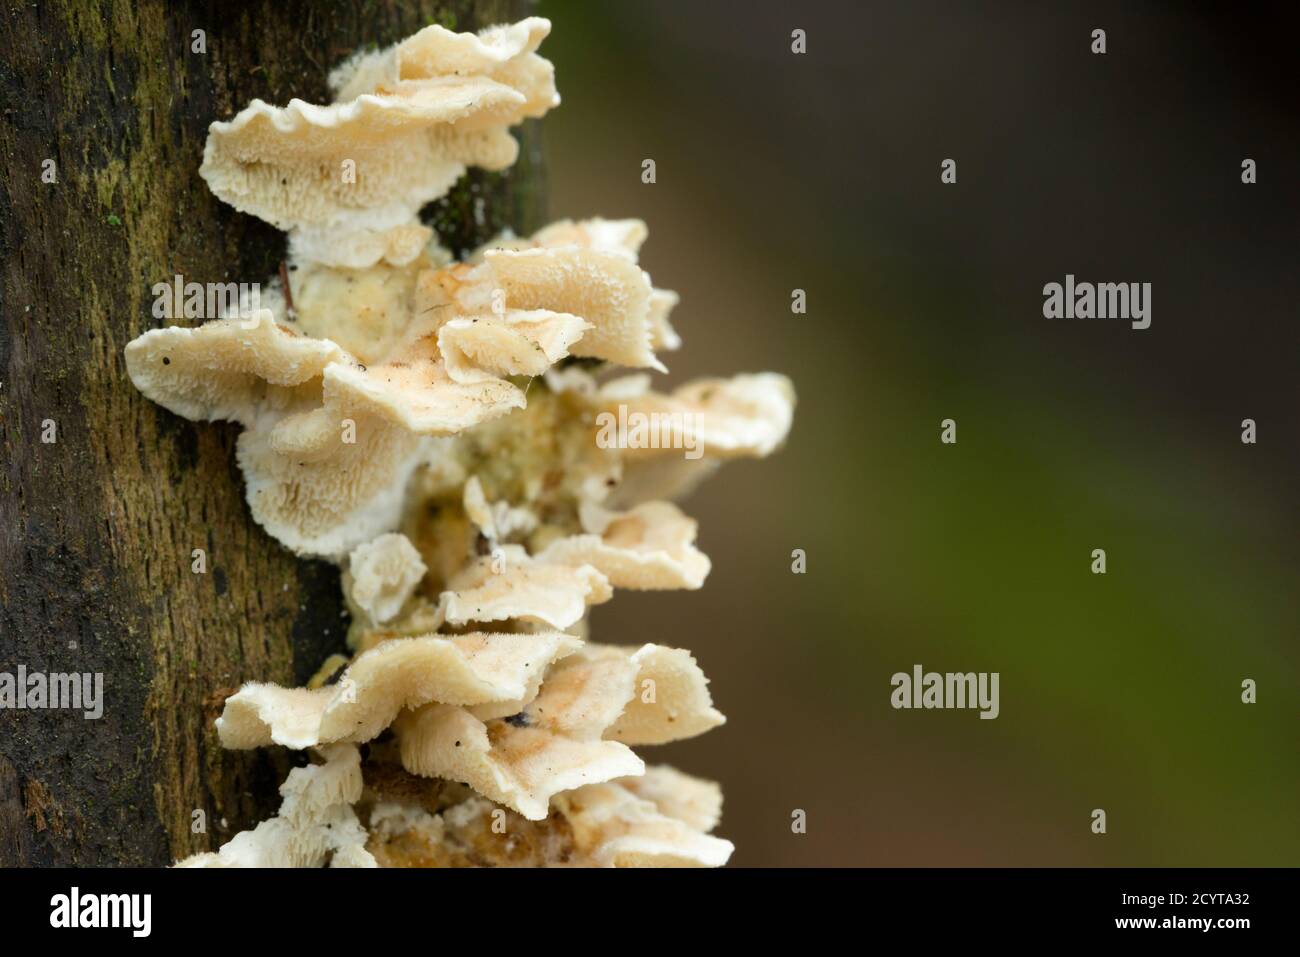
0, 0, 545, 866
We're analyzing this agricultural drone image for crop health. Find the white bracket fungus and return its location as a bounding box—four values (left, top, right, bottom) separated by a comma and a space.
345, 532, 428, 625
216, 632, 581, 750
394, 640, 720, 820
538, 499, 711, 589
555, 772, 734, 867
176, 745, 375, 868
139, 17, 794, 869
436, 547, 612, 630
201, 18, 558, 269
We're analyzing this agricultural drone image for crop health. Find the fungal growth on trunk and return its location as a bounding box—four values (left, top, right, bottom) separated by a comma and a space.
128, 17, 794, 868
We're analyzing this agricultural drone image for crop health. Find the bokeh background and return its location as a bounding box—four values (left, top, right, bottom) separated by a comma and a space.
535, 0, 1300, 866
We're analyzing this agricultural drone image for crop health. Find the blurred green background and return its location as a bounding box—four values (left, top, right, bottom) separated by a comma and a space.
535, 0, 1299, 866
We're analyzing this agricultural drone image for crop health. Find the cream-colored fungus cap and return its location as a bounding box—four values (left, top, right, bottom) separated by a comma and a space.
330, 17, 555, 106
123, 314, 346, 426
454, 246, 664, 370
216, 632, 581, 749
438, 309, 590, 383
531, 217, 649, 259
345, 532, 427, 624
555, 774, 734, 867
436, 547, 613, 631
200, 18, 558, 268
175, 745, 375, 868
395, 641, 722, 819
618, 764, 725, 833
529, 218, 681, 351
595, 371, 796, 459
538, 499, 711, 589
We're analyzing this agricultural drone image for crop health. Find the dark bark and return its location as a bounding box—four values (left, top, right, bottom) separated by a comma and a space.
0, 0, 544, 866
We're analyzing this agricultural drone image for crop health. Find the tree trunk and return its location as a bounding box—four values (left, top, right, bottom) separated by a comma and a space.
0, 0, 544, 866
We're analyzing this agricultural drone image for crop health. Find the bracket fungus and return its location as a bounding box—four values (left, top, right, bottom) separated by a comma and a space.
130, 18, 794, 867
344, 532, 428, 625
201, 17, 558, 269
176, 744, 375, 868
